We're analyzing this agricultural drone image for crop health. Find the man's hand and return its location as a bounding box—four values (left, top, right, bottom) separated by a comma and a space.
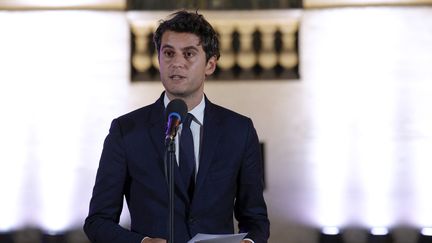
142, 238, 166, 243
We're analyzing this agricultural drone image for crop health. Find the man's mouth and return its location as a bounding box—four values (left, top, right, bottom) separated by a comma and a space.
169, 75, 186, 80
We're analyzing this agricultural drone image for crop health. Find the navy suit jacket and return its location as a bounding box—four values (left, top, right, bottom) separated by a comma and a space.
84, 94, 270, 243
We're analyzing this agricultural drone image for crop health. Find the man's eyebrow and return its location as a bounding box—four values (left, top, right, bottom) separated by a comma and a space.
161, 44, 174, 50
161, 44, 200, 51
181, 46, 200, 52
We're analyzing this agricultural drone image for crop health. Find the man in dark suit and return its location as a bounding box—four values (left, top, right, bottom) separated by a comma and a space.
84, 10, 270, 243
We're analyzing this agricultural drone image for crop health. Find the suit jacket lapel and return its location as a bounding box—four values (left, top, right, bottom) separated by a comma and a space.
194, 98, 222, 196
148, 94, 190, 203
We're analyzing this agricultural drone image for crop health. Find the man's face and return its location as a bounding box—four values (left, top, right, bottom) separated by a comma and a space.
159, 31, 216, 101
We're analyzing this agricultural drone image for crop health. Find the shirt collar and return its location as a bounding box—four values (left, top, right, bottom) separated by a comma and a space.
164, 93, 205, 125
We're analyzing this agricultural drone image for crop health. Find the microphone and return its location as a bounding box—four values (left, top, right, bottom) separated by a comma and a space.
165, 99, 188, 144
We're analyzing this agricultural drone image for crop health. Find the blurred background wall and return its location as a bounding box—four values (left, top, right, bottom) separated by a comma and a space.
1, 1, 432, 242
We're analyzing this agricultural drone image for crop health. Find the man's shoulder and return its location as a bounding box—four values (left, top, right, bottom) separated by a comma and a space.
121, 98, 162, 118
113, 99, 163, 129
208, 102, 252, 124
119, 103, 153, 119
108, 101, 162, 136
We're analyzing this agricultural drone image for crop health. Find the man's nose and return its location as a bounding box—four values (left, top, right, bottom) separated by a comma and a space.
170, 54, 186, 68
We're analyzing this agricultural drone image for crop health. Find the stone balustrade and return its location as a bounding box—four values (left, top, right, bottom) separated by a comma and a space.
127, 10, 301, 81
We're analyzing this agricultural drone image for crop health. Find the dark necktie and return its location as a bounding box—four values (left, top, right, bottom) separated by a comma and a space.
179, 113, 196, 199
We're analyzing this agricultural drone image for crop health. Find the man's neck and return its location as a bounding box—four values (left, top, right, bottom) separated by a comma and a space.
166, 93, 204, 111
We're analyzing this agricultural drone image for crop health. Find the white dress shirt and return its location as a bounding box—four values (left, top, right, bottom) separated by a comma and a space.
164, 94, 204, 177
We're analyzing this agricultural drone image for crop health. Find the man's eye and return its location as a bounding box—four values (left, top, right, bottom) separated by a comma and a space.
184, 52, 195, 58
164, 51, 174, 57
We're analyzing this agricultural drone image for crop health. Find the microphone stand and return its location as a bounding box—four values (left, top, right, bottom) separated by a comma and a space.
165, 138, 176, 243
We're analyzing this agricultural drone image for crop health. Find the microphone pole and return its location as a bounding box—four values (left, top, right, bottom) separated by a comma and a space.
165, 137, 175, 243
164, 99, 187, 243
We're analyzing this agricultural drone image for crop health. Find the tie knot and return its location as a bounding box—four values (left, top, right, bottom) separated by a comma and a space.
183, 113, 194, 128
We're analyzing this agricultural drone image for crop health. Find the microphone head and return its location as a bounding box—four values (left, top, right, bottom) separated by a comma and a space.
166, 98, 188, 123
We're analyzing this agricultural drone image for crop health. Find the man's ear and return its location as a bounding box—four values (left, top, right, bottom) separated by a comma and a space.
205, 56, 217, 76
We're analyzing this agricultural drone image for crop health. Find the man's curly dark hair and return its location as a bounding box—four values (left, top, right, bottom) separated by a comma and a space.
153, 10, 220, 62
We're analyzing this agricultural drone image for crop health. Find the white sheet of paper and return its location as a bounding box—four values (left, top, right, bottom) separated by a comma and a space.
187, 233, 247, 243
